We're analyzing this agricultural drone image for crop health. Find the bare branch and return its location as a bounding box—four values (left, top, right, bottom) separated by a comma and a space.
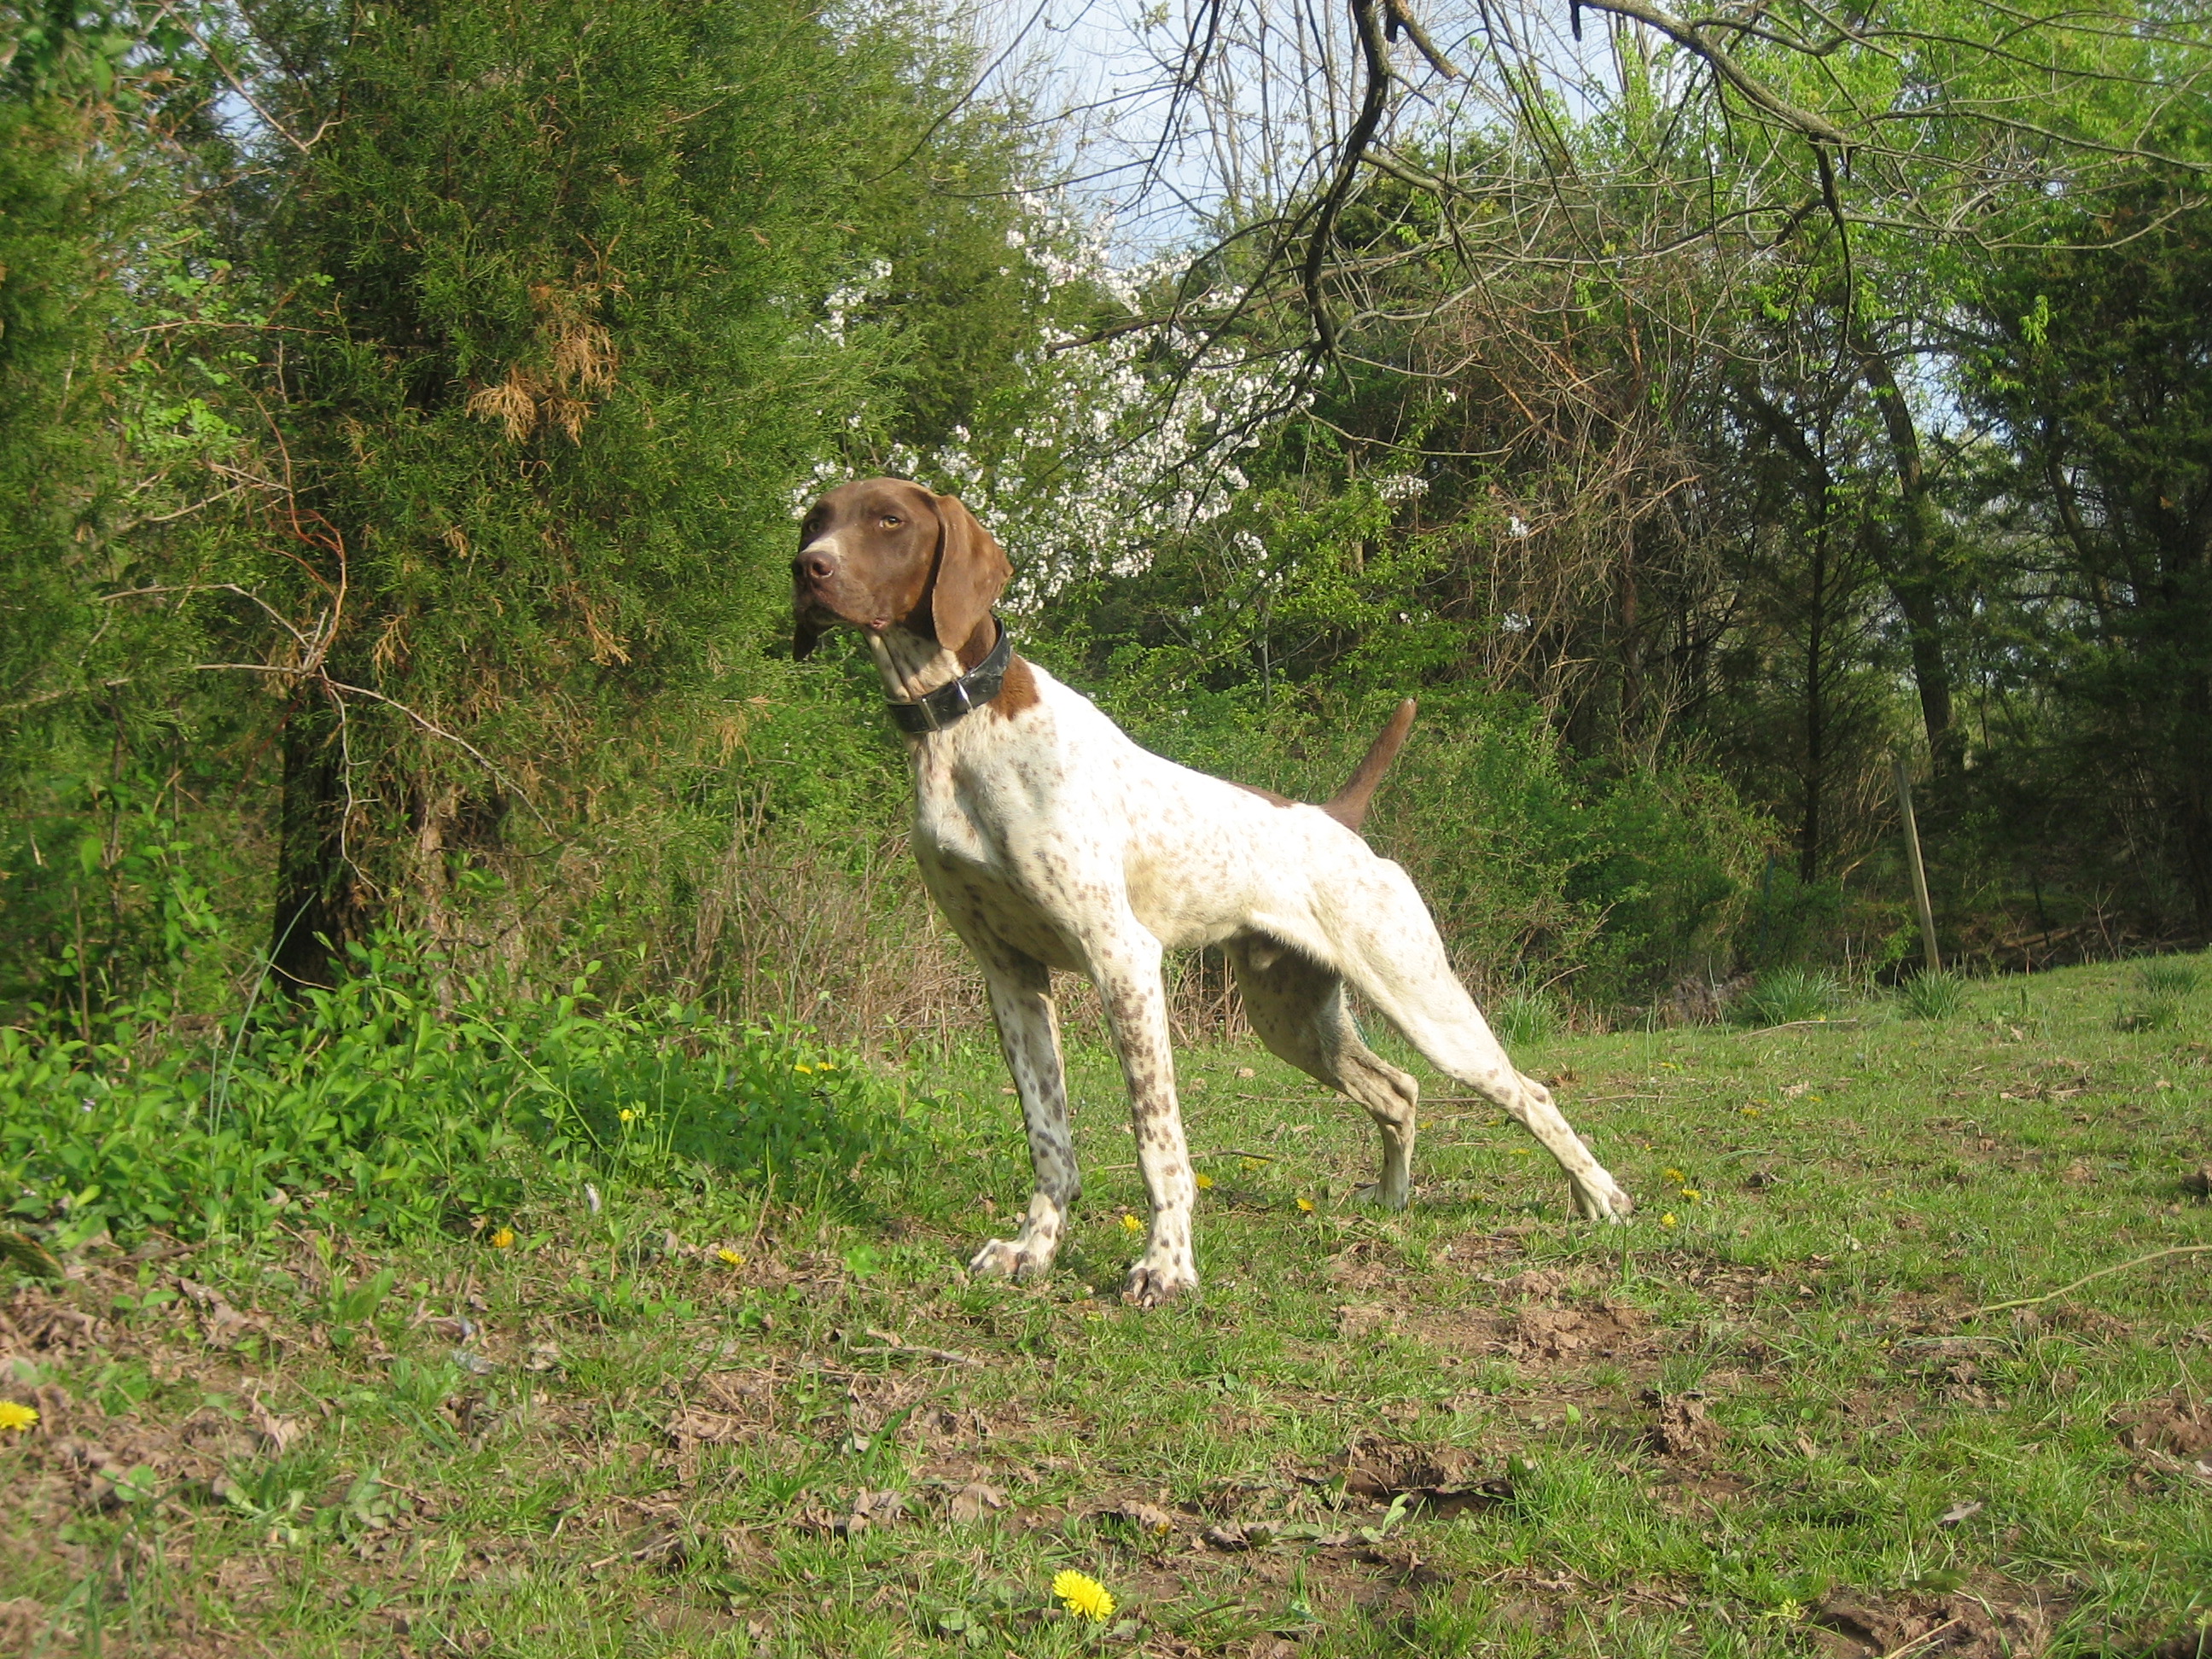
1574, 0, 1850, 147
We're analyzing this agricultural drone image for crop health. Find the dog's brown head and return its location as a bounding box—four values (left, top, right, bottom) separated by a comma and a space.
793, 477, 1010, 666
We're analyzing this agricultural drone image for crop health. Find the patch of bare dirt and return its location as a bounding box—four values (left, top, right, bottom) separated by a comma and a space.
1809, 1581, 2061, 1659
1644, 1391, 1720, 1459
1498, 1267, 1575, 1300
1438, 1230, 1533, 1268
1327, 1435, 1515, 1517
2111, 1391, 2212, 1490
0, 1598, 55, 1654
5, 1377, 264, 1516
1399, 1302, 1507, 1355
1510, 1301, 1647, 1362
2113, 1391, 2212, 1457
1670, 1257, 1784, 1306
1324, 1238, 1402, 1295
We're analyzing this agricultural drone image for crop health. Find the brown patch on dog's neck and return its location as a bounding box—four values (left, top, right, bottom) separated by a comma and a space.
951, 616, 998, 672
992, 653, 1040, 719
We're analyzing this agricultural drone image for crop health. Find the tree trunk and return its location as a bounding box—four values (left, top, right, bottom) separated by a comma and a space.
1854, 339, 1964, 778
270, 700, 370, 988
1802, 497, 1827, 884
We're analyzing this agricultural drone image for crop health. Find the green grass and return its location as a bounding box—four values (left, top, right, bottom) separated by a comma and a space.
1895, 969, 1971, 1023
1734, 967, 1848, 1028
3, 954, 2211, 1656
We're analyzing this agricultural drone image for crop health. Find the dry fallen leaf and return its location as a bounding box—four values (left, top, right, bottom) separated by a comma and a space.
947, 1481, 1005, 1524
247, 1394, 303, 1455
1105, 1499, 1176, 1535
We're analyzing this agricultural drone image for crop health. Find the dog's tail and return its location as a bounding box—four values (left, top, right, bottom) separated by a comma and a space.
1321, 699, 1417, 832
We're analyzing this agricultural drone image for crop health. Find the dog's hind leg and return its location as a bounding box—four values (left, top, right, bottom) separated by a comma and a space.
1226, 936, 1422, 1209
1312, 865, 1634, 1223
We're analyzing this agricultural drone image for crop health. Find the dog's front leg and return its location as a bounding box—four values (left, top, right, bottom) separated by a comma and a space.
968, 954, 1080, 1284
1089, 929, 1198, 1306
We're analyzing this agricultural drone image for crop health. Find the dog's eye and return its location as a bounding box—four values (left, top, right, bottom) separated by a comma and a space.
880, 515, 902, 529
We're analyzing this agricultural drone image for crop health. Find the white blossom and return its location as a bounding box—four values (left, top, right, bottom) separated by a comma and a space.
820, 199, 1297, 598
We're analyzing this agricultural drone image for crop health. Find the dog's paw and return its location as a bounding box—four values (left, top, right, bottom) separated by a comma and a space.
1350, 1179, 1412, 1212
1121, 1257, 1198, 1307
1573, 1173, 1635, 1224
969, 1237, 1053, 1283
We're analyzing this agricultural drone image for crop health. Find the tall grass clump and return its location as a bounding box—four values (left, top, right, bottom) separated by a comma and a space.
1734, 967, 1848, 1027
1896, 969, 1970, 1022
0, 934, 921, 1249
1489, 992, 1560, 1048
2115, 957, 2202, 1033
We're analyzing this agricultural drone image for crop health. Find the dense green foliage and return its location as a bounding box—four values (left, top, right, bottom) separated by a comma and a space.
4, 0, 2212, 1044
0, 935, 922, 1245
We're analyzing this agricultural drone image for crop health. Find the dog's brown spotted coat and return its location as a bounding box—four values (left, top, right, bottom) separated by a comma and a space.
795, 478, 1633, 1305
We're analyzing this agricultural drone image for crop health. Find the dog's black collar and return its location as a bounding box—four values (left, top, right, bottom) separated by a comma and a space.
886, 619, 1012, 735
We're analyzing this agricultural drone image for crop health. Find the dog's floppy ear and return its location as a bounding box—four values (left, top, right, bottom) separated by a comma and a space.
928, 492, 1010, 654
793, 608, 824, 661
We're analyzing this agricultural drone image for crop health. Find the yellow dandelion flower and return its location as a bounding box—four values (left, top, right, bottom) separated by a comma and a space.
1120, 1213, 1144, 1234
794, 1062, 813, 1074
619, 1108, 636, 1123
1051, 1569, 1115, 1622
1663, 1167, 1684, 1183
490, 1226, 516, 1249
0, 1400, 38, 1434
1297, 1196, 1316, 1213
717, 1248, 743, 1266
1681, 1188, 1702, 1202
1741, 1106, 1761, 1116
1660, 1213, 1677, 1228
1240, 1156, 1263, 1171
1511, 1147, 1532, 1156
1194, 1172, 1214, 1190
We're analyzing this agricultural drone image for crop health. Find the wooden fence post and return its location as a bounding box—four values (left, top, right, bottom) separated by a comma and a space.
1892, 753, 1941, 975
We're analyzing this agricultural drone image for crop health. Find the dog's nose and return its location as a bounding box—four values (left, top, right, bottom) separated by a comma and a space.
795, 540, 838, 582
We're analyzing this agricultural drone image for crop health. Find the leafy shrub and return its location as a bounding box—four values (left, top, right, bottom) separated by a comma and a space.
1734, 967, 1847, 1027
1488, 992, 1558, 1048
0, 934, 920, 1247
1896, 969, 1970, 1022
